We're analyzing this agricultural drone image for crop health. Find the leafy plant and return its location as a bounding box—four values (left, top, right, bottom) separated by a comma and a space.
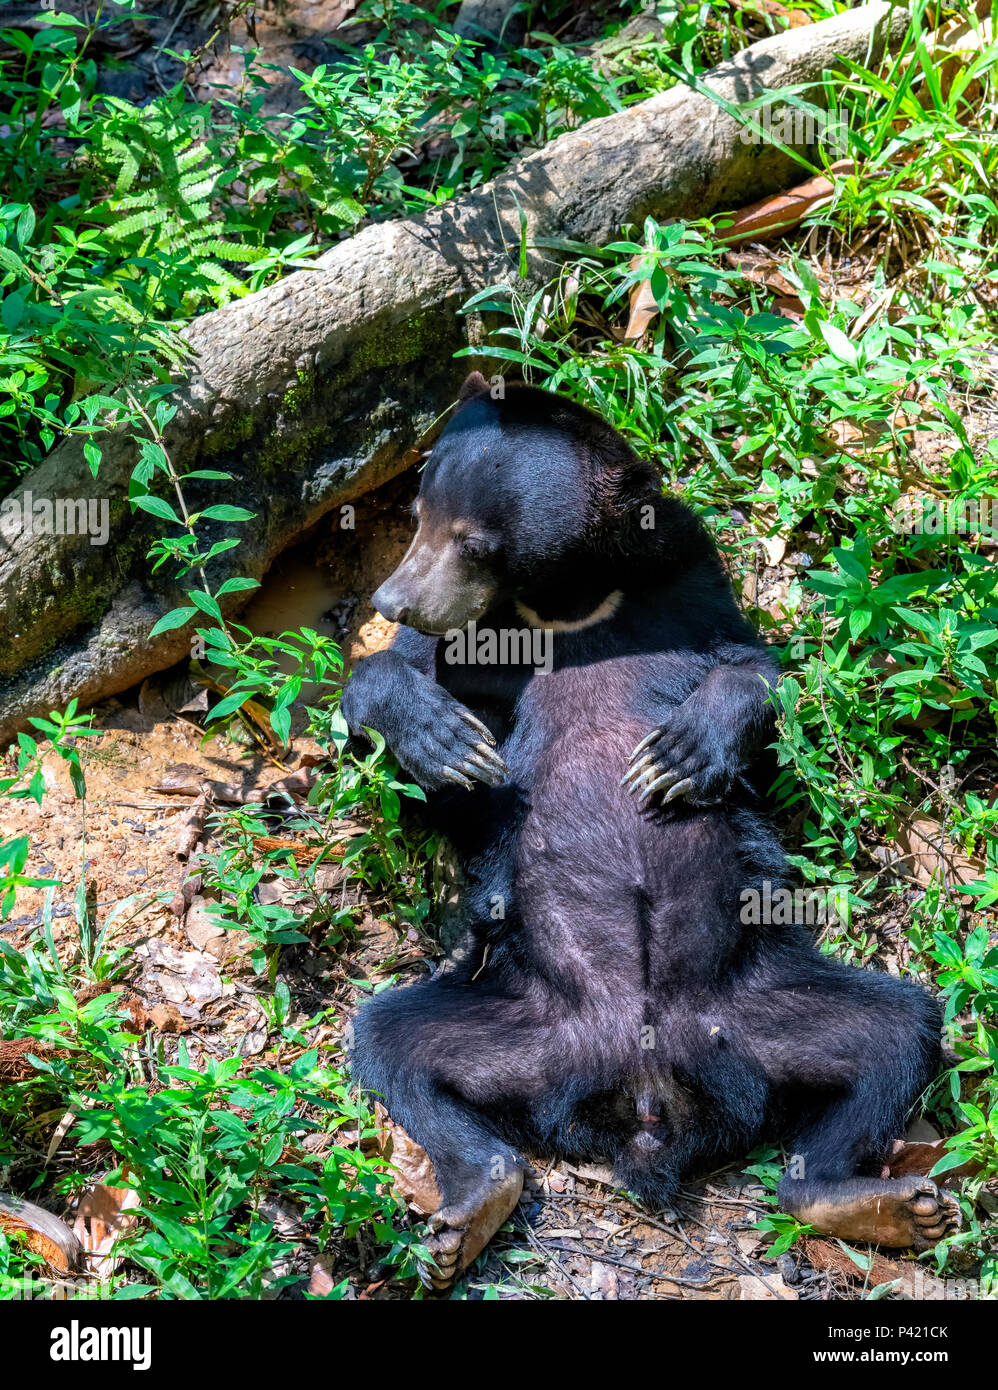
743, 1149, 815, 1256
69, 1049, 410, 1300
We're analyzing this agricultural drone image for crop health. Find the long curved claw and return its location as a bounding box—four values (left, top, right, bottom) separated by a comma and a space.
625, 762, 661, 796
470, 744, 507, 777
637, 770, 680, 804
474, 741, 506, 772
460, 755, 506, 786
622, 753, 657, 789
440, 765, 475, 791
629, 728, 660, 760
661, 777, 694, 804
459, 709, 496, 745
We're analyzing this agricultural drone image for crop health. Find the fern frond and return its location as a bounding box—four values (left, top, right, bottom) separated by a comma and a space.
198, 240, 267, 264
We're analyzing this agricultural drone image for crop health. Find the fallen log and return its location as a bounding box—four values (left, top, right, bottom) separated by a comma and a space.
0, 3, 910, 740
0, 1192, 83, 1275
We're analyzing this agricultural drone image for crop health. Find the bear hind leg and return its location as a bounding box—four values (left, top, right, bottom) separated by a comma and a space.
352, 982, 543, 1290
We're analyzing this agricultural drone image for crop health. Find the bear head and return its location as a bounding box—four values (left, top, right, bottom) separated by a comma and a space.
371, 373, 661, 634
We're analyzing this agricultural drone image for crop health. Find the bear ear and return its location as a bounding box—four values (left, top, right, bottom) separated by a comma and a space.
458, 370, 490, 401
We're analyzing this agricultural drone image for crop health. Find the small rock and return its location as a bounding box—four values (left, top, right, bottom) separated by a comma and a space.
738, 1273, 798, 1300
905, 1116, 942, 1143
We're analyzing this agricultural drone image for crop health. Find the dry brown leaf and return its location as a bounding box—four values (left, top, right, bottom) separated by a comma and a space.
152, 765, 317, 806
184, 894, 226, 952
561, 1159, 616, 1185
187, 963, 223, 1006
150, 762, 212, 795
770, 295, 806, 321
309, 1255, 339, 1298
886, 1137, 981, 1185
760, 533, 787, 567
722, 255, 806, 321
589, 1260, 620, 1299
259, 769, 320, 803
188, 662, 280, 750
174, 790, 210, 860
72, 1180, 141, 1281
374, 1102, 442, 1215
148, 1003, 188, 1034
622, 264, 660, 342
142, 940, 223, 1011
150, 765, 246, 802
724, 247, 804, 298
257, 1195, 305, 1238
46, 1107, 79, 1163
717, 160, 855, 246
738, 1272, 798, 1299
893, 815, 985, 889
735, 1230, 763, 1257
238, 1024, 269, 1058
75, 982, 148, 1032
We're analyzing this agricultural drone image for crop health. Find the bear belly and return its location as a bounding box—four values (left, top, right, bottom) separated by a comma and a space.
504, 716, 752, 1010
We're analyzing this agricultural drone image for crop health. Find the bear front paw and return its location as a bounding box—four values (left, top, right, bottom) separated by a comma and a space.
622, 704, 739, 808
398, 688, 507, 792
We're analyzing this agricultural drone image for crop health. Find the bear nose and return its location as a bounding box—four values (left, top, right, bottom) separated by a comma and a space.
372, 582, 409, 627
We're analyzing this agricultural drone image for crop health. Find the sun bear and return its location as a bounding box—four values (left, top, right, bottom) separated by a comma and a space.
341, 373, 954, 1291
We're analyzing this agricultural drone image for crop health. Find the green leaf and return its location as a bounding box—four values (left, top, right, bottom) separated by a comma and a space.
929, 1148, 974, 1177
134, 494, 182, 526
270, 704, 291, 745
209, 689, 252, 721
848, 607, 873, 640
818, 321, 858, 365
188, 589, 223, 621
149, 606, 197, 637
33, 11, 86, 25
835, 1240, 871, 1271
83, 440, 102, 478
835, 549, 869, 584
215, 577, 261, 597
768, 1230, 798, 1257
198, 505, 256, 523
